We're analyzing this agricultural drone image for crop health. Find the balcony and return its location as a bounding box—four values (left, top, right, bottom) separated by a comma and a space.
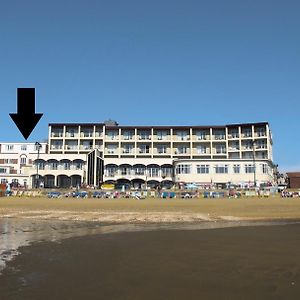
194, 135, 210, 141
106, 135, 118, 141
242, 132, 252, 138
138, 149, 150, 154
228, 147, 240, 151
213, 135, 226, 140
50, 145, 63, 150
80, 132, 94, 138
65, 132, 79, 138
51, 132, 63, 138
174, 149, 190, 155
154, 136, 170, 141
65, 146, 78, 151
153, 149, 171, 155
105, 149, 118, 155
79, 145, 93, 151
228, 133, 239, 139
121, 135, 134, 140
193, 148, 210, 155
122, 149, 134, 154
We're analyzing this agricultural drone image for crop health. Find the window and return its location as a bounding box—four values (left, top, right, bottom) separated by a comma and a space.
120, 166, 131, 175
123, 144, 133, 154
261, 164, 268, 174
256, 141, 267, 149
215, 134, 225, 140
233, 165, 240, 173
5, 145, 14, 151
243, 129, 252, 137
139, 131, 151, 140
176, 146, 189, 154
107, 131, 118, 140
197, 165, 209, 174
148, 167, 159, 177
64, 162, 71, 170
20, 157, 26, 165
105, 165, 117, 176
107, 145, 117, 154
0, 168, 7, 174
196, 145, 206, 154
75, 162, 83, 170
123, 131, 133, 140
245, 164, 255, 173
256, 128, 266, 137
176, 165, 191, 174
196, 131, 207, 140
229, 130, 239, 138
177, 131, 189, 141
215, 165, 228, 174
4, 159, 17, 164
216, 145, 226, 154
229, 142, 239, 151
21, 145, 27, 151
156, 131, 167, 140
51, 141, 63, 150
157, 145, 167, 154
139, 145, 150, 154
133, 166, 145, 175
49, 162, 58, 170
161, 167, 173, 177
82, 129, 93, 137
244, 141, 253, 150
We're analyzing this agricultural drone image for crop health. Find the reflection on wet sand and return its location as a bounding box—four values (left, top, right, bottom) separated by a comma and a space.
1, 217, 299, 273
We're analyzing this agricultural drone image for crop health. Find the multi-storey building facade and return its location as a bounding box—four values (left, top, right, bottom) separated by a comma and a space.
42, 120, 275, 189
0, 142, 47, 187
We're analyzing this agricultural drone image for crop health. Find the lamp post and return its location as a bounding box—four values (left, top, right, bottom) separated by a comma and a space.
35, 142, 42, 189
252, 140, 256, 188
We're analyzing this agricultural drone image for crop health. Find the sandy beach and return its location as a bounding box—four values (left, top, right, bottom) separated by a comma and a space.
1, 196, 300, 299
1, 196, 300, 223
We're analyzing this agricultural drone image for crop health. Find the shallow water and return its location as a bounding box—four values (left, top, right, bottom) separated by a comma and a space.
0, 217, 298, 274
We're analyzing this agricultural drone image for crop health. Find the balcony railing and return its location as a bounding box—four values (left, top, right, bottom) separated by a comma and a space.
65, 145, 78, 150
51, 132, 63, 138
80, 132, 94, 137
213, 135, 226, 140
50, 145, 63, 150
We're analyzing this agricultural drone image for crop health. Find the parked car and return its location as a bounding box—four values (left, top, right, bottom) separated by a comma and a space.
47, 191, 61, 198
93, 191, 106, 198
72, 191, 88, 198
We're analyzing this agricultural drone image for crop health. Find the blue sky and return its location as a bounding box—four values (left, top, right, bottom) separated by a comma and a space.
0, 0, 299, 171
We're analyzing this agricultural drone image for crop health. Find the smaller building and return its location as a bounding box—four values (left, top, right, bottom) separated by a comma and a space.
0, 142, 47, 188
286, 172, 300, 189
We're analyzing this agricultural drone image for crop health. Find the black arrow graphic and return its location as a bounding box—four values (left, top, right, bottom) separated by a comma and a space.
9, 88, 43, 140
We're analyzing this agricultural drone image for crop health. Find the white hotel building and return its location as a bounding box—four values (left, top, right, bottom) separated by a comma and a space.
40, 120, 274, 189
0, 121, 275, 189
0, 142, 47, 187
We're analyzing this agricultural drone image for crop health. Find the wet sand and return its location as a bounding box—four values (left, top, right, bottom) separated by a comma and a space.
1, 224, 300, 300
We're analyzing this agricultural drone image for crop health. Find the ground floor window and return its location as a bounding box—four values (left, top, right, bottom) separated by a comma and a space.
196, 165, 209, 174
245, 164, 255, 173
176, 165, 191, 174
233, 164, 240, 173
215, 165, 228, 174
